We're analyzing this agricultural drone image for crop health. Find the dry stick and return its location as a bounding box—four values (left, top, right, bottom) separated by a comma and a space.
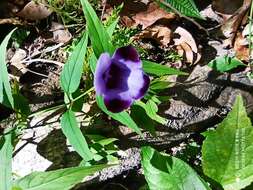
23, 43, 64, 61
160, 0, 209, 35
101, 0, 108, 20
22, 58, 64, 67
0, 18, 23, 25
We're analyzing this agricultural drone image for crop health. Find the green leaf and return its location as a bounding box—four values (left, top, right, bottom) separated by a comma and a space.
131, 105, 156, 136
88, 51, 97, 74
96, 96, 142, 136
202, 95, 253, 190
158, 0, 202, 19
13, 82, 30, 117
80, 0, 114, 57
60, 32, 88, 94
143, 60, 188, 76
106, 17, 119, 37
13, 164, 110, 190
0, 28, 16, 108
60, 110, 93, 161
141, 146, 211, 190
150, 80, 172, 91
208, 56, 246, 72
0, 130, 14, 190
135, 100, 167, 125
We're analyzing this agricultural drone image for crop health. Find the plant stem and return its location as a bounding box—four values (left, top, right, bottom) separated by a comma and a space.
28, 87, 95, 118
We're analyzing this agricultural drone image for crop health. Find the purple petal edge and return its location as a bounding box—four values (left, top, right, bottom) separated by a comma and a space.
94, 53, 111, 95
104, 96, 133, 113
113, 45, 140, 63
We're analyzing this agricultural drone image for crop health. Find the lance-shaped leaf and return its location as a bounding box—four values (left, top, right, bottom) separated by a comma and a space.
61, 110, 93, 161
202, 95, 253, 190
0, 28, 16, 108
143, 60, 187, 76
80, 0, 114, 57
0, 130, 14, 190
60, 32, 88, 94
13, 164, 110, 190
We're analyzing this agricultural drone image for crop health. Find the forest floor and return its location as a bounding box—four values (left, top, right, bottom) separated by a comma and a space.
0, 0, 253, 189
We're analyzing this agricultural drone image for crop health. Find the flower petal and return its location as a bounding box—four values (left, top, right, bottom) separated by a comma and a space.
113, 45, 142, 69
128, 69, 150, 99
104, 94, 133, 113
103, 60, 130, 93
94, 53, 112, 95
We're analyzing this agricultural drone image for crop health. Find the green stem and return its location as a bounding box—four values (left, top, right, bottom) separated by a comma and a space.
28, 87, 95, 118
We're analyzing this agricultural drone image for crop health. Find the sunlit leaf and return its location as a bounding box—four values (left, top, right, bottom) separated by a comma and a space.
202, 95, 253, 190
13, 164, 110, 190
141, 146, 211, 190
0, 130, 14, 190
80, 0, 114, 57
143, 60, 187, 76
208, 56, 246, 72
60, 32, 88, 94
0, 28, 16, 108
157, 0, 203, 19
61, 110, 93, 161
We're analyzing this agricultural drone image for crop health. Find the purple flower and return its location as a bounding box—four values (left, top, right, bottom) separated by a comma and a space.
94, 46, 150, 113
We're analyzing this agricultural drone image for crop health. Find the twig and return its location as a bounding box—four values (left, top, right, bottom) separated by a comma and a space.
101, 0, 107, 20
23, 43, 64, 61
21, 58, 64, 67
159, 0, 209, 35
0, 18, 24, 25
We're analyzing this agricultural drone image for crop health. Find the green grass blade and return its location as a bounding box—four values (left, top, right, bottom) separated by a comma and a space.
0, 28, 16, 108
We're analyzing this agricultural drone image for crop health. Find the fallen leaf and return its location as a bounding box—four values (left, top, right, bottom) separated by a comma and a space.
50, 22, 72, 44
234, 24, 251, 61
132, 25, 172, 46
17, 1, 52, 21
173, 27, 201, 64
9, 49, 27, 77
212, 0, 244, 15
108, 1, 176, 29
132, 2, 176, 29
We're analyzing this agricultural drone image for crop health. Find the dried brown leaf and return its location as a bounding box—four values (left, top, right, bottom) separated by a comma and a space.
50, 22, 72, 44
132, 2, 175, 29
173, 27, 201, 64
133, 25, 172, 46
17, 1, 52, 21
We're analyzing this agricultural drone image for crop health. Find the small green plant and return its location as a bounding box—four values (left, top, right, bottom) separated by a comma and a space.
141, 95, 253, 190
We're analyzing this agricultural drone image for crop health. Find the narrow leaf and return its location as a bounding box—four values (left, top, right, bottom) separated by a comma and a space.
0, 130, 14, 190
202, 95, 253, 190
80, 0, 114, 57
143, 60, 188, 76
60, 110, 93, 161
60, 32, 88, 94
141, 146, 211, 190
13, 164, 110, 190
0, 28, 16, 108
96, 96, 142, 136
